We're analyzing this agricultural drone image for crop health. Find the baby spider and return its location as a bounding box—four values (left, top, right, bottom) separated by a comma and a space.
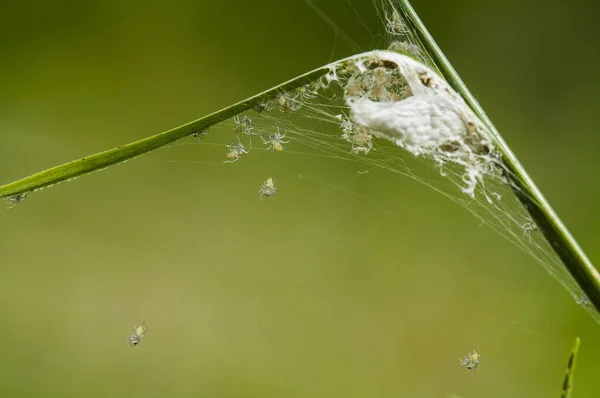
233, 114, 254, 135
277, 92, 302, 113
125, 321, 147, 346
460, 349, 480, 370
295, 84, 317, 100
224, 136, 251, 163
340, 116, 373, 155
574, 293, 591, 308
385, 10, 405, 35
259, 175, 277, 199
5, 192, 29, 209
191, 128, 208, 140
521, 221, 539, 241
254, 99, 273, 114
261, 124, 290, 152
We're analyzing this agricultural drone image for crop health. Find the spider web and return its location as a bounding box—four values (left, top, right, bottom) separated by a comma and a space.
163, 0, 596, 325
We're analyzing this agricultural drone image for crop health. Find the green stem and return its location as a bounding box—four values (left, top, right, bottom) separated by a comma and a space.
0, 66, 332, 199
397, 0, 600, 311
561, 337, 580, 398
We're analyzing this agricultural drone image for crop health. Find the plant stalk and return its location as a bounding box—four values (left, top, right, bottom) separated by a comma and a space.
0, 67, 331, 199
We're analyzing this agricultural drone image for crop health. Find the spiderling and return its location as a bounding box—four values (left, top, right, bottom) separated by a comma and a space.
574, 293, 591, 308
339, 115, 373, 155
259, 175, 277, 199
191, 128, 208, 139
460, 349, 480, 370
277, 92, 302, 114
254, 99, 273, 114
5, 192, 29, 209
125, 321, 147, 346
295, 84, 317, 100
261, 123, 290, 152
233, 114, 254, 135
388, 41, 422, 59
385, 10, 405, 35
224, 136, 251, 163
521, 221, 539, 241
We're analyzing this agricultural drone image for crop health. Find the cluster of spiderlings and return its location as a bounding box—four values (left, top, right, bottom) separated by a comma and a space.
342, 51, 505, 198
252, 84, 319, 116
338, 115, 373, 155
221, 114, 257, 162
261, 124, 290, 152
224, 136, 251, 163
343, 60, 412, 103
223, 85, 319, 162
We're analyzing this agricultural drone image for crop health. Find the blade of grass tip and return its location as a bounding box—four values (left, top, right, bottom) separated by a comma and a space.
395, 0, 600, 313
560, 337, 580, 398
0, 66, 331, 199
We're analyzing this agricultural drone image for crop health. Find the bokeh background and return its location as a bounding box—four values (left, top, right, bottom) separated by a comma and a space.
1, 0, 599, 397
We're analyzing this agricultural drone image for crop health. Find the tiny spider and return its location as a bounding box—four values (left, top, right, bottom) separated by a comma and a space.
277, 92, 302, 113
350, 127, 373, 154
295, 84, 317, 100
388, 41, 422, 59
224, 136, 251, 163
5, 192, 29, 209
261, 124, 290, 151
259, 175, 277, 199
340, 116, 373, 154
460, 349, 480, 370
191, 129, 208, 140
521, 221, 539, 241
125, 321, 147, 346
385, 10, 405, 35
254, 99, 273, 114
574, 293, 590, 307
233, 114, 254, 135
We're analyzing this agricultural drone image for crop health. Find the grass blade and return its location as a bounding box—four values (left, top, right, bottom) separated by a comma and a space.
0, 67, 330, 199
560, 337, 580, 398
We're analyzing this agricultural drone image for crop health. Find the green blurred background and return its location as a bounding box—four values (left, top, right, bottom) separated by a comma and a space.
1, 0, 599, 397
